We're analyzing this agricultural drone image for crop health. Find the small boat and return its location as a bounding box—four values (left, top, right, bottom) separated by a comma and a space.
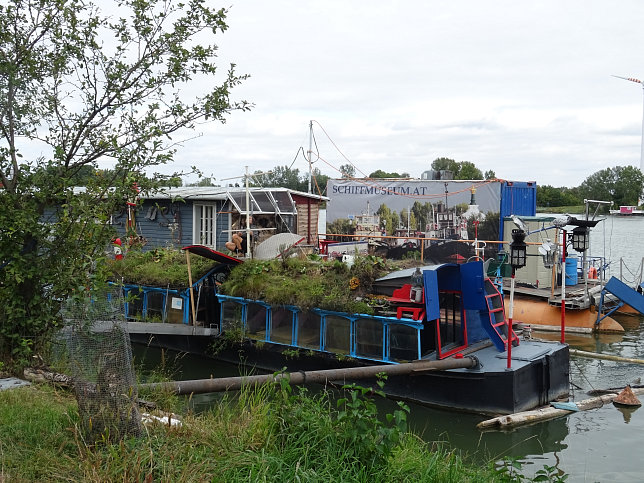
121, 254, 570, 415
609, 206, 644, 216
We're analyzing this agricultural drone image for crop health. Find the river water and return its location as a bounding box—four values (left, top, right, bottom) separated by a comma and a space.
135, 214, 644, 482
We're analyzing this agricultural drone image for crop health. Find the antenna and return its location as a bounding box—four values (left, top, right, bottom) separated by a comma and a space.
612, 75, 644, 173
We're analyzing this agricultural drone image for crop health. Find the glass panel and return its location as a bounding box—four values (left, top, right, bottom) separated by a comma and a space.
146, 292, 165, 322
126, 288, 143, 320
270, 191, 296, 214
355, 318, 384, 360
296, 310, 321, 350
246, 303, 267, 339
251, 191, 275, 213
325, 315, 351, 355
270, 306, 293, 344
389, 325, 419, 362
230, 192, 259, 214
221, 301, 243, 332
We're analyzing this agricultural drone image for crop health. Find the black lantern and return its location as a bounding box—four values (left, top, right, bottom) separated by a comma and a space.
571, 226, 589, 252
510, 229, 527, 269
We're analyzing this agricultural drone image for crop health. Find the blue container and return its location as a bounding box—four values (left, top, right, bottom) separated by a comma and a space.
565, 256, 578, 285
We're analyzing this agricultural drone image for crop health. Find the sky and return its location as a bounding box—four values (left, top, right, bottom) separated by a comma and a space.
168, 1, 644, 188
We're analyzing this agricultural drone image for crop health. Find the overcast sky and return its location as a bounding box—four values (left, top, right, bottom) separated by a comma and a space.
172, 1, 644, 188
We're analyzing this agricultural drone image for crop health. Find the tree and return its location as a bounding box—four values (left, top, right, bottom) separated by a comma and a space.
579, 166, 644, 208
368, 169, 410, 178
456, 161, 483, 180
430, 158, 484, 179
537, 185, 583, 207
0, 0, 249, 361
252, 166, 305, 191
339, 164, 355, 178
484, 170, 496, 180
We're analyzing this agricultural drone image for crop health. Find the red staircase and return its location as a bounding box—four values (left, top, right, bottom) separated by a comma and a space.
484, 278, 519, 350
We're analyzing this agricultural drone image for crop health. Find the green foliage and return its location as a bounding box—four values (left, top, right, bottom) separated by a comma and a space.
336, 378, 409, 465
578, 166, 644, 208
0, 0, 248, 362
0, 380, 564, 481
108, 248, 215, 288
219, 256, 396, 314
369, 169, 411, 178
537, 185, 583, 207
326, 218, 356, 238
430, 158, 485, 180
339, 163, 356, 178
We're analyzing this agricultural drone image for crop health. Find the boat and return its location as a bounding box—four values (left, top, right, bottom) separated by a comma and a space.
122, 251, 570, 415
495, 207, 644, 333
609, 206, 644, 216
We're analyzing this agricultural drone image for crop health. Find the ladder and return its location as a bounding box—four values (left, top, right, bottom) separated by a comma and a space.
484, 278, 519, 351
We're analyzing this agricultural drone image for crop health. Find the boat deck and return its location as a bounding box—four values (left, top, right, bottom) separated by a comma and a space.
423, 339, 564, 374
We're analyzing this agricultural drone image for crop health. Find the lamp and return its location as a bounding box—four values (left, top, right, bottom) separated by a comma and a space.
510, 229, 527, 269
538, 239, 556, 268
571, 226, 589, 252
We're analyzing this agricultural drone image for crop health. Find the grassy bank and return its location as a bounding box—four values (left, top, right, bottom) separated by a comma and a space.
0, 380, 512, 482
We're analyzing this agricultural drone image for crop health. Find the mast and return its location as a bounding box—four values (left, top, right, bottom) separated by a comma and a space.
308, 120, 313, 193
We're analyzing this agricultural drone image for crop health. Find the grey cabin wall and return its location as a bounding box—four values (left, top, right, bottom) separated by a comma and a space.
112, 199, 230, 251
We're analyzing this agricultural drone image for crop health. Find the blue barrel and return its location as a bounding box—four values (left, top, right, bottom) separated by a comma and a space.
565, 256, 578, 285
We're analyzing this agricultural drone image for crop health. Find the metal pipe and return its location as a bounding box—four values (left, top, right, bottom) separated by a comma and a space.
141, 357, 478, 395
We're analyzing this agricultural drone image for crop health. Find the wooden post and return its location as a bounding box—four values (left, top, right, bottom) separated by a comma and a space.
185, 250, 197, 326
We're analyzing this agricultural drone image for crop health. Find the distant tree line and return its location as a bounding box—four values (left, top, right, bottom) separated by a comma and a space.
538, 165, 644, 209
68, 157, 644, 209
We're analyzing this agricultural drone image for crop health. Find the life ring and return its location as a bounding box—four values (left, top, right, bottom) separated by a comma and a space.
588, 267, 598, 279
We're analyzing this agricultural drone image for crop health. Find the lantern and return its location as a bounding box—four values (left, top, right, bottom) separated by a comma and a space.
571, 226, 589, 252
510, 229, 527, 269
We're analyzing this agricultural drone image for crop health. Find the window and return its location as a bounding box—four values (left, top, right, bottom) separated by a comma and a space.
193, 204, 216, 247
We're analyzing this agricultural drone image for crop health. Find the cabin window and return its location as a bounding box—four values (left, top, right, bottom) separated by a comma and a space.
324, 315, 351, 355
296, 311, 321, 350
221, 300, 243, 332
389, 325, 419, 361
355, 318, 384, 360
270, 306, 294, 344
193, 203, 217, 247
435, 291, 468, 359
146, 291, 165, 322
246, 303, 268, 340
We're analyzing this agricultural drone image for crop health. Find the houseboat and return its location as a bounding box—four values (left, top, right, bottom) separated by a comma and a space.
122, 251, 569, 416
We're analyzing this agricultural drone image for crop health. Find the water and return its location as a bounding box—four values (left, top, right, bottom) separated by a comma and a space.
135, 215, 644, 481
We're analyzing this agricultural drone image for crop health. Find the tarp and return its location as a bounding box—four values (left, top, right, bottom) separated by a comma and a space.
254, 233, 306, 260
181, 245, 243, 265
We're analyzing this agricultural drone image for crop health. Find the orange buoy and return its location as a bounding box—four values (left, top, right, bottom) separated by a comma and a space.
588, 266, 598, 279
613, 386, 641, 407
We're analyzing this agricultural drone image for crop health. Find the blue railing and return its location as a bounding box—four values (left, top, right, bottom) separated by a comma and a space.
216, 294, 423, 364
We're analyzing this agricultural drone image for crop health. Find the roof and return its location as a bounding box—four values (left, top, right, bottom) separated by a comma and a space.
144, 186, 329, 202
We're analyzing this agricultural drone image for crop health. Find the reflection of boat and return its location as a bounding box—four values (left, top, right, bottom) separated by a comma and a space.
123, 256, 570, 415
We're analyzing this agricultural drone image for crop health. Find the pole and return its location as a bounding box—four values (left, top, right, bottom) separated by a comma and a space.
561, 230, 566, 344
185, 250, 197, 325
141, 357, 479, 395
507, 268, 515, 369
640, 83, 644, 173
245, 166, 251, 259
308, 120, 313, 194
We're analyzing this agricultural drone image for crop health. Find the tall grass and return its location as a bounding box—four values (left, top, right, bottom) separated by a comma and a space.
0, 380, 505, 481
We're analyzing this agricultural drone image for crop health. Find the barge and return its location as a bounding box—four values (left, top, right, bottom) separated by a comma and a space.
123, 251, 569, 415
